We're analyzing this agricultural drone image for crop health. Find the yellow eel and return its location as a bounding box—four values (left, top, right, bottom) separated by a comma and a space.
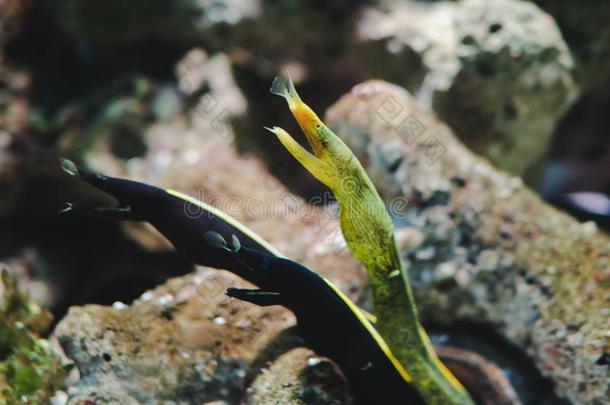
266, 76, 473, 404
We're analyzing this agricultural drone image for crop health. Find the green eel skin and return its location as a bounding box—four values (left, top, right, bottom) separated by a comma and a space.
267, 76, 474, 404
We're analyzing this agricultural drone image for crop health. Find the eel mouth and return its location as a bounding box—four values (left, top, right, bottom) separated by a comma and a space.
269, 76, 327, 158
292, 103, 327, 158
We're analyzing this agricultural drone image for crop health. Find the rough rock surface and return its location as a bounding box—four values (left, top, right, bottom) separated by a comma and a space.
53, 268, 291, 404
325, 80, 609, 404
358, 0, 575, 176
52, 266, 358, 404
246, 348, 350, 405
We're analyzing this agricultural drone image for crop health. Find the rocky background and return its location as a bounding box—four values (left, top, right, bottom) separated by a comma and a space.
0, 0, 608, 404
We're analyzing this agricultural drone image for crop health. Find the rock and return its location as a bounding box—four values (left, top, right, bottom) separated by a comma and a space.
246, 348, 350, 405
51, 266, 355, 404
325, 80, 609, 404
52, 268, 291, 404
358, 0, 575, 177
0, 266, 65, 404
49, 0, 262, 55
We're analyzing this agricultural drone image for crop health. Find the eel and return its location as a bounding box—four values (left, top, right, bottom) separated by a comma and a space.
266, 76, 472, 404
59, 159, 422, 402
58, 158, 379, 325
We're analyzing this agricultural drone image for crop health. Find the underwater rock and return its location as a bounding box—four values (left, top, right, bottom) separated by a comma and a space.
325, 80, 609, 404
51, 266, 356, 404
246, 348, 350, 405
358, 0, 575, 177
52, 268, 290, 404
0, 266, 65, 403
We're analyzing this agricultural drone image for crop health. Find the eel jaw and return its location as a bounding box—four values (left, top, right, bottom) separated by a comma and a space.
269, 76, 328, 158
293, 103, 327, 158
58, 203, 134, 221
264, 126, 336, 188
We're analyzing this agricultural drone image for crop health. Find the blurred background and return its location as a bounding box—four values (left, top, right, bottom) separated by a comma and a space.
0, 1, 608, 402
2, 0, 608, 316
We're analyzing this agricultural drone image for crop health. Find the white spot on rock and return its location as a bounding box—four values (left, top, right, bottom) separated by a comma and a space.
50, 391, 68, 405
112, 301, 128, 311
158, 294, 174, 305
307, 356, 322, 367
141, 291, 154, 301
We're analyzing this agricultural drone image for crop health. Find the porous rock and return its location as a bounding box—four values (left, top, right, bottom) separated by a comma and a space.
358, 0, 575, 176
246, 348, 350, 405
53, 268, 295, 404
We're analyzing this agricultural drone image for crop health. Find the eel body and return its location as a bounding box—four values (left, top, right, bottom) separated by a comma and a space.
60, 160, 425, 402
